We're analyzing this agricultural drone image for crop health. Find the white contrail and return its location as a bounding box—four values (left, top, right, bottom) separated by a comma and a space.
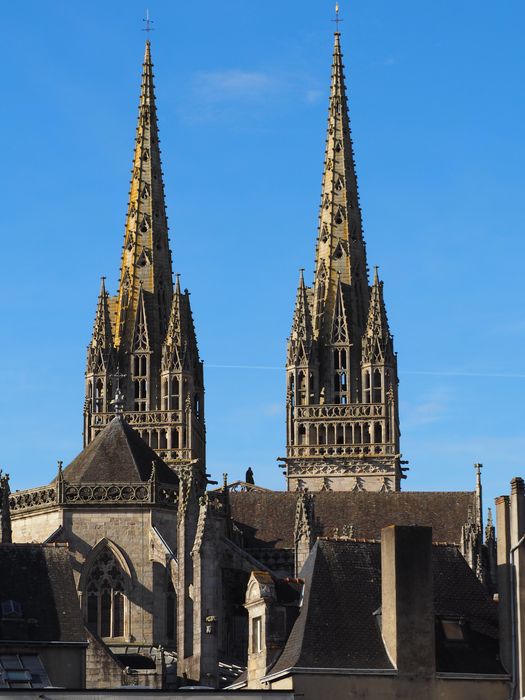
205, 364, 525, 378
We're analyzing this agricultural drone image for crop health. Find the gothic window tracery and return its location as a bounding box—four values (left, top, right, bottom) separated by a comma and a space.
95, 379, 104, 413
333, 350, 348, 404
298, 372, 307, 406
86, 547, 125, 639
170, 377, 180, 409
373, 369, 382, 403
133, 355, 148, 411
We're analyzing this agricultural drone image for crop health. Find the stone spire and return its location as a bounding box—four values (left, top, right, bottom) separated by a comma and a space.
284, 28, 401, 493
287, 270, 314, 366
83, 42, 205, 483
86, 278, 115, 374
114, 40, 173, 351
313, 31, 369, 341
162, 276, 201, 373
362, 268, 394, 364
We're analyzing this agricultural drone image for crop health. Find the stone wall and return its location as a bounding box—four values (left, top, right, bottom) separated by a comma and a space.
11, 508, 62, 543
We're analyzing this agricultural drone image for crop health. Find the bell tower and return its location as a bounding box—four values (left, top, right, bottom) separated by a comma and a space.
83, 42, 205, 485
283, 31, 401, 492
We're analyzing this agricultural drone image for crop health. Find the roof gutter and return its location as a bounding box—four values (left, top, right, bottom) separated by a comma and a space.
0, 640, 88, 647
509, 533, 525, 700
262, 666, 397, 683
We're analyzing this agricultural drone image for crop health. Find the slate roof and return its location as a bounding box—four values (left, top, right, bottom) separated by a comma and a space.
0, 544, 86, 643
229, 490, 475, 550
62, 416, 178, 485
269, 539, 503, 676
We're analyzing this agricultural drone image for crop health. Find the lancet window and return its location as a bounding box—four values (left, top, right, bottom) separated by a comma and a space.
132, 354, 148, 411
333, 349, 348, 404
372, 369, 382, 403
86, 548, 126, 639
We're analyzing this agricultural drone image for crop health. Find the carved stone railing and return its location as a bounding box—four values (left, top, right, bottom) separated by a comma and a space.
10, 485, 56, 513
294, 403, 385, 420
156, 448, 193, 463
10, 480, 178, 515
286, 443, 396, 458
91, 410, 184, 429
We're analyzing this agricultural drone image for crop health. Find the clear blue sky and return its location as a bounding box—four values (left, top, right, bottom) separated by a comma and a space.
1, 1, 524, 516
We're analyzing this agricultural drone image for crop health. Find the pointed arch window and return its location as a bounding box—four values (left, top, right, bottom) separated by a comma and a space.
95, 379, 104, 413
86, 547, 126, 639
132, 355, 148, 411
298, 371, 307, 406
333, 350, 348, 404
170, 377, 180, 409
373, 369, 382, 403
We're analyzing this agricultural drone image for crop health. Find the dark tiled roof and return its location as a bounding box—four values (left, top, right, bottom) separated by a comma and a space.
0, 544, 86, 643
270, 539, 503, 676
229, 490, 475, 550
271, 540, 392, 673
63, 417, 178, 485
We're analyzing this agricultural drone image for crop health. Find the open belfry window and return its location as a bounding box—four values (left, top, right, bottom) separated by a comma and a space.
86, 547, 126, 639
132, 354, 148, 411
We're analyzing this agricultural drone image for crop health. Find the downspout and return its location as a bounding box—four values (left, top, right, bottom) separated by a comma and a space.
509, 533, 525, 700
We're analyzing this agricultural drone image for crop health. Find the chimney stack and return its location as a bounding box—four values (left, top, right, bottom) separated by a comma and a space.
381, 525, 435, 675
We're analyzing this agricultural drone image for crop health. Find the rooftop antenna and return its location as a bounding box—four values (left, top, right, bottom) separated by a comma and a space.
332, 3, 343, 32
143, 9, 154, 35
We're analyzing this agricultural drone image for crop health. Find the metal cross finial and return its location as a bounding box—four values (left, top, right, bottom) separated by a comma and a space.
111, 363, 127, 414
143, 9, 154, 35
332, 3, 343, 32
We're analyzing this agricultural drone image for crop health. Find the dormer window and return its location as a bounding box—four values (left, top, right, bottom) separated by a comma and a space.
441, 618, 466, 642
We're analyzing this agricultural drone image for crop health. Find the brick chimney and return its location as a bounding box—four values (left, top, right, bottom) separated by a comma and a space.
381, 525, 435, 675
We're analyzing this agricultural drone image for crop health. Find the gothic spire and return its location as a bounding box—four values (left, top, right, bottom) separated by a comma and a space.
87, 277, 115, 373
288, 270, 314, 365
162, 276, 200, 372
362, 267, 393, 364
114, 40, 173, 350
313, 31, 369, 340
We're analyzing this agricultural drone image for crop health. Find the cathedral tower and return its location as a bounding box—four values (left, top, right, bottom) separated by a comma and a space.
84, 42, 205, 484
284, 31, 401, 492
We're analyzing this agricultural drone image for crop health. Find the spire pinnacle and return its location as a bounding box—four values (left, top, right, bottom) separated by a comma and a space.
312, 26, 369, 342
114, 40, 173, 349
362, 270, 393, 364
332, 3, 343, 33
